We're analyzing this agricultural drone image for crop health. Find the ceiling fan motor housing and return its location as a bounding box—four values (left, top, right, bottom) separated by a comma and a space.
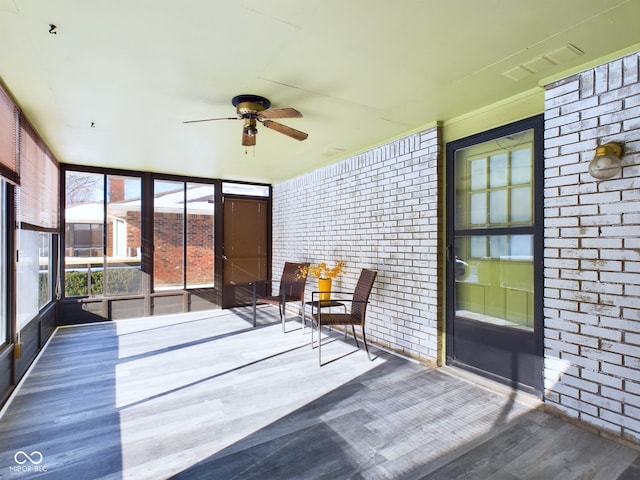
232, 94, 271, 118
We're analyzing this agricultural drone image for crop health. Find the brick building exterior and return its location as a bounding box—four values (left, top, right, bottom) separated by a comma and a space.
67, 177, 214, 290
153, 211, 214, 287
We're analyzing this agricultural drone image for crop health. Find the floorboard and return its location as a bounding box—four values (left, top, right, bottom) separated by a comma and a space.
0, 308, 638, 479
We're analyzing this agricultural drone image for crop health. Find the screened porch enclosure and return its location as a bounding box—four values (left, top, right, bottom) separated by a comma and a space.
60, 169, 271, 323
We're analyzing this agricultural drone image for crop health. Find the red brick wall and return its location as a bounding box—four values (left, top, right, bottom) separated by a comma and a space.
186, 213, 214, 285
153, 212, 214, 287
110, 177, 125, 202
126, 211, 141, 256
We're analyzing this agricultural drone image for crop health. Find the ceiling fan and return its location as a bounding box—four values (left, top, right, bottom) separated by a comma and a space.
184, 94, 308, 147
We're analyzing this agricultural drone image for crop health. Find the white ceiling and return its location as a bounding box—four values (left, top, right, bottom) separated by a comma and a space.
1, 0, 639, 184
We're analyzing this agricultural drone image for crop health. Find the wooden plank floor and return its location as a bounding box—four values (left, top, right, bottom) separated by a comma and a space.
0, 308, 638, 480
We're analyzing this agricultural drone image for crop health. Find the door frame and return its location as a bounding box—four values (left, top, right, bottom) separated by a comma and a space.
445, 114, 545, 393
219, 183, 272, 309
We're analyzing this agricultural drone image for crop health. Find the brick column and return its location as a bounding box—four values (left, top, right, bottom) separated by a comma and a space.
543, 52, 640, 444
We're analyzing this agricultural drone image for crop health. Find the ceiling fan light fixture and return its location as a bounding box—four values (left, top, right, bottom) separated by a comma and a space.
243, 119, 258, 136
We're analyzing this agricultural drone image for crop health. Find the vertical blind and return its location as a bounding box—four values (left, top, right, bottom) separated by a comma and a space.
17, 118, 59, 230
0, 83, 19, 184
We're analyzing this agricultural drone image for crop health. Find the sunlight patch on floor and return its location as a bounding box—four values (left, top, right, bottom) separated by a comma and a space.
113, 308, 384, 478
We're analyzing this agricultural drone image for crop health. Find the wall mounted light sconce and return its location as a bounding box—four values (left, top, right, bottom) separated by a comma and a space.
588, 142, 623, 180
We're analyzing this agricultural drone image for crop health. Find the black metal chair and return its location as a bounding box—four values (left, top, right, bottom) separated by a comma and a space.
253, 262, 309, 331
311, 268, 377, 365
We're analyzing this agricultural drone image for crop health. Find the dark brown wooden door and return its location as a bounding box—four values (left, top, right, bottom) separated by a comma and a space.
221, 197, 269, 308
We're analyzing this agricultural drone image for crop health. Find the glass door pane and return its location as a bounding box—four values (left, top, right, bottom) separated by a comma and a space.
455, 130, 534, 230
455, 234, 534, 331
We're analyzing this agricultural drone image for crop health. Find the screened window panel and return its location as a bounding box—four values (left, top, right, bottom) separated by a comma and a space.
186, 182, 215, 288
64, 171, 105, 297
16, 229, 40, 329
106, 175, 142, 295
38, 232, 53, 308
154, 180, 184, 290
222, 182, 269, 197
74, 225, 92, 253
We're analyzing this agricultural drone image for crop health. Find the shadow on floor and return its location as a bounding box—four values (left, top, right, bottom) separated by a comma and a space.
168, 352, 640, 480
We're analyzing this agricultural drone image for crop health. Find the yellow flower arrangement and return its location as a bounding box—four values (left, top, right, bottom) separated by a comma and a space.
298, 261, 346, 279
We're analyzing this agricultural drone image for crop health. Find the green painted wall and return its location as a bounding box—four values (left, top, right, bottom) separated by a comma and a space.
443, 88, 544, 144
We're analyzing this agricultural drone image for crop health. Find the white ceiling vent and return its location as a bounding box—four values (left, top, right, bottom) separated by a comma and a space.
503, 65, 536, 82
523, 55, 557, 74
547, 44, 584, 63
502, 44, 584, 81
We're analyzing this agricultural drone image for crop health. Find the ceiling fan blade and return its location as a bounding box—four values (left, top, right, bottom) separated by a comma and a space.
242, 131, 256, 147
183, 116, 238, 124
261, 120, 308, 141
258, 107, 302, 119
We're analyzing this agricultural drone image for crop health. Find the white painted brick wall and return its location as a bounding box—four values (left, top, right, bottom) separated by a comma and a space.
544, 51, 640, 444
273, 127, 442, 364
271, 51, 639, 446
